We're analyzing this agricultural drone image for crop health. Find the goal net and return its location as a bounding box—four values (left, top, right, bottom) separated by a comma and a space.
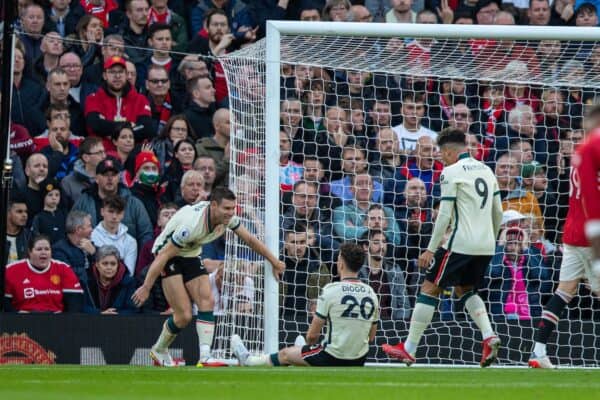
217, 22, 600, 366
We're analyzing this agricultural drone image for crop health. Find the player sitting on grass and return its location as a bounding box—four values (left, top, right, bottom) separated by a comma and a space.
382, 128, 504, 367
231, 242, 379, 367
131, 187, 285, 367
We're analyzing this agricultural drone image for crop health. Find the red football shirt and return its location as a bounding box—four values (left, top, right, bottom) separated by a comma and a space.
563, 132, 600, 246
4, 259, 83, 313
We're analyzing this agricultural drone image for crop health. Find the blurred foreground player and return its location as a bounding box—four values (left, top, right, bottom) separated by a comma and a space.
231, 243, 379, 367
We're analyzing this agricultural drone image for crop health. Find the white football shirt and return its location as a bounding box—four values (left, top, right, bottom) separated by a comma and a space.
427, 153, 503, 255
315, 279, 379, 360
392, 124, 438, 153
152, 202, 241, 257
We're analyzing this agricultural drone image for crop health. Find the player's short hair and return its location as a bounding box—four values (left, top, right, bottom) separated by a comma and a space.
339, 242, 365, 273
28, 234, 52, 252
102, 195, 126, 212
210, 187, 236, 204
437, 127, 466, 148
66, 210, 91, 234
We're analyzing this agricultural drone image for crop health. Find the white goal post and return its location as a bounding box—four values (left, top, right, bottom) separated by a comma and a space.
215, 21, 600, 366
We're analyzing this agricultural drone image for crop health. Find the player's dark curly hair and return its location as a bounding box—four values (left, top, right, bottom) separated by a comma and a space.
437, 127, 466, 148
339, 242, 365, 273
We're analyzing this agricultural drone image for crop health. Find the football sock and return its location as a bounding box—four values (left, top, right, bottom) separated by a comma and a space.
196, 311, 215, 360
463, 292, 495, 340
245, 354, 271, 366
533, 289, 572, 356
154, 316, 181, 352
406, 293, 438, 355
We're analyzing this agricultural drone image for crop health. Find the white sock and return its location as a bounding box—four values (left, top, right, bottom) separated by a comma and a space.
196, 318, 215, 359
406, 302, 436, 355
154, 321, 177, 352
246, 354, 271, 366
533, 342, 547, 357
465, 294, 495, 339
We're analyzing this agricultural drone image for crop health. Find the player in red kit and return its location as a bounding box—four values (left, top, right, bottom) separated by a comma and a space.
528, 106, 600, 369
3, 235, 83, 313
580, 130, 600, 281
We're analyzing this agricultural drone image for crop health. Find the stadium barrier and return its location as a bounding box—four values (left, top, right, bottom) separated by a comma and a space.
1, 314, 598, 365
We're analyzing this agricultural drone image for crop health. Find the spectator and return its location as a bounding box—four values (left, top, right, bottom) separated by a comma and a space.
23, 153, 49, 226
91, 195, 138, 275
393, 92, 437, 155
474, 0, 500, 25
136, 203, 178, 313
190, 0, 254, 41
449, 102, 480, 136
196, 108, 230, 185
33, 31, 64, 83
359, 229, 411, 320
280, 131, 304, 192
210, 262, 255, 316
137, 23, 174, 86
183, 76, 217, 138
145, 65, 176, 135
575, 2, 598, 27
369, 127, 404, 188
193, 156, 218, 193
171, 55, 210, 110
83, 245, 139, 314
521, 161, 560, 243
47, 0, 84, 38
348, 5, 374, 22
330, 146, 384, 202
126, 60, 138, 89
161, 138, 198, 203
367, 99, 393, 138
395, 177, 433, 255
482, 227, 552, 320
314, 105, 349, 179
299, 4, 322, 21
188, 9, 244, 105
117, 0, 150, 64
81, 0, 119, 28
527, 0, 551, 25
70, 15, 104, 68
108, 123, 136, 180
80, 34, 125, 95
61, 137, 106, 207
53, 210, 96, 285
59, 52, 89, 111
550, 0, 576, 25
175, 169, 210, 207
281, 223, 331, 319
18, 3, 47, 72
3, 235, 83, 313
5, 194, 30, 265
152, 114, 196, 172
495, 152, 542, 219
332, 172, 401, 243
40, 112, 80, 181
84, 56, 154, 147
385, 0, 416, 22
73, 157, 153, 247
301, 79, 326, 133
508, 138, 535, 165
536, 39, 562, 78
280, 98, 307, 162
130, 151, 162, 226
148, 0, 188, 53
30, 178, 68, 244
12, 46, 47, 136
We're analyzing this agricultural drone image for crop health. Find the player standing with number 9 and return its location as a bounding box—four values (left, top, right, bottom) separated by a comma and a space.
383, 128, 504, 367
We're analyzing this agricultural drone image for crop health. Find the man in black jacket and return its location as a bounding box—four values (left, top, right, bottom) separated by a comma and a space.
183, 76, 216, 138
52, 210, 96, 285
6, 194, 30, 265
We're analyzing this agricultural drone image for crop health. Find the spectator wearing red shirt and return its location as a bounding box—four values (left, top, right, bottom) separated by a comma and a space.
4, 235, 83, 313
84, 56, 154, 150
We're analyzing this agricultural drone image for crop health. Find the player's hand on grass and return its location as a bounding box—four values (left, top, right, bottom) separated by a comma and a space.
132, 285, 150, 307
418, 250, 435, 269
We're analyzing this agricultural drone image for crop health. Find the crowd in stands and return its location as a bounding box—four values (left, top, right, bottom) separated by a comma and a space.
2, 0, 600, 324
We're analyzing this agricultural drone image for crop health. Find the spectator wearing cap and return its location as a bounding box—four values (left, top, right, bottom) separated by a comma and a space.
73, 156, 153, 247
80, 35, 125, 98
482, 227, 552, 320
130, 151, 163, 226
84, 56, 154, 149
61, 137, 106, 208
521, 161, 560, 243
574, 0, 599, 25
148, 0, 188, 53
5, 194, 30, 265
30, 178, 68, 244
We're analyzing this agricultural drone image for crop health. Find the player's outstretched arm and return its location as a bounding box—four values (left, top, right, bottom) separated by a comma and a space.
306, 315, 326, 345
131, 242, 179, 307
234, 224, 285, 279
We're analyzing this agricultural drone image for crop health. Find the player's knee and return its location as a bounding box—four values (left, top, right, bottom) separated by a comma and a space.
179, 309, 193, 326
421, 280, 441, 297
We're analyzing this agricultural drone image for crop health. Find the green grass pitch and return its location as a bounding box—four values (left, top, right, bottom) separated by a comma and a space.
1, 366, 598, 400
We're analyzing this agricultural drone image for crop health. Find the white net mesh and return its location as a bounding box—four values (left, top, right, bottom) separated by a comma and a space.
221, 33, 600, 366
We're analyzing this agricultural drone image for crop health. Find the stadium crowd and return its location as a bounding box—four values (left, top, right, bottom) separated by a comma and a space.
1, 0, 600, 326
